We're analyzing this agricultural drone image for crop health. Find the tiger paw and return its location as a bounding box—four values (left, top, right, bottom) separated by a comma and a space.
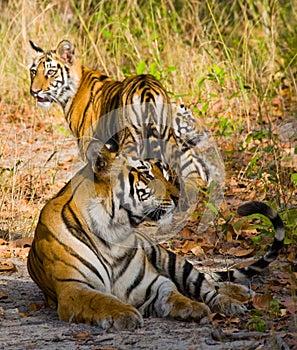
218, 282, 254, 303
165, 292, 210, 322
58, 291, 143, 330
96, 305, 144, 331
209, 294, 247, 316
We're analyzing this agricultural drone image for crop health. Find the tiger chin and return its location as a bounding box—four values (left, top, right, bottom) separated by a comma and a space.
27, 140, 285, 330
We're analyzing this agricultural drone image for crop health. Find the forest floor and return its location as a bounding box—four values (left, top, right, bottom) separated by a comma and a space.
0, 248, 296, 350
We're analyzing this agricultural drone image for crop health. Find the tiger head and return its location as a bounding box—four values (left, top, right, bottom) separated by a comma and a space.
86, 140, 180, 228
29, 40, 79, 109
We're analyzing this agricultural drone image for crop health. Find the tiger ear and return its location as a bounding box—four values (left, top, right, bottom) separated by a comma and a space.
56, 40, 75, 65
86, 140, 115, 175
29, 40, 44, 53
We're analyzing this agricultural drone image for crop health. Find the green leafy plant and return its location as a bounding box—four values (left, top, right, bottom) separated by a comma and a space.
234, 212, 275, 248
246, 313, 267, 332
291, 173, 297, 186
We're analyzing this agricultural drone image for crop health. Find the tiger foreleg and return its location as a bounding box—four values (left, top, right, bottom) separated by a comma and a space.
56, 284, 143, 330
138, 277, 210, 322
143, 245, 248, 316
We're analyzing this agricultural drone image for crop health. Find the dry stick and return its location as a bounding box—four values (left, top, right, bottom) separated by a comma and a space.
211, 328, 266, 341
273, 334, 290, 350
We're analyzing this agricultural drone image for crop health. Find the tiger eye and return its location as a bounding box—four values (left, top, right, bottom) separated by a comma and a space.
96, 159, 107, 169
47, 69, 56, 77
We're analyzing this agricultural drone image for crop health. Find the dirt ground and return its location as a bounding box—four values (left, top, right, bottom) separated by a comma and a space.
1, 254, 296, 350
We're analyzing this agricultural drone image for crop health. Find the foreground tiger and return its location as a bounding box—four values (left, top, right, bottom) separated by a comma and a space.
28, 40, 223, 188
28, 140, 285, 330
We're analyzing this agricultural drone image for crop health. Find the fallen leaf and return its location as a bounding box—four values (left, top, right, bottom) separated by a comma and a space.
181, 240, 197, 254
280, 309, 287, 316
73, 333, 90, 339
200, 243, 215, 252
0, 261, 15, 272
0, 290, 8, 300
227, 247, 254, 257
209, 312, 227, 324
223, 327, 240, 334
180, 228, 194, 240
29, 302, 45, 312
288, 251, 296, 262
252, 293, 274, 310
228, 317, 241, 323
191, 245, 204, 256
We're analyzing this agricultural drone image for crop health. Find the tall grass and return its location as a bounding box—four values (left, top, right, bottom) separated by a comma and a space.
0, 0, 296, 238
1, 0, 296, 104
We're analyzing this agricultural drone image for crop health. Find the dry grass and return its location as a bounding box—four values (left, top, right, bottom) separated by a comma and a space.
0, 0, 296, 239
0, 102, 80, 237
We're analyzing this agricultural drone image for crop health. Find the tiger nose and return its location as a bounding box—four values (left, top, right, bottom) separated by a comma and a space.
30, 88, 41, 97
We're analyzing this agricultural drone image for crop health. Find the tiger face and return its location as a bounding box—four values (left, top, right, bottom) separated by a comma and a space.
29, 40, 79, 109
86, 141, 179, 230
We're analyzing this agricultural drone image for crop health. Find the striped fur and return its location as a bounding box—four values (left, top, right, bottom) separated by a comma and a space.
27, 141, 285, 329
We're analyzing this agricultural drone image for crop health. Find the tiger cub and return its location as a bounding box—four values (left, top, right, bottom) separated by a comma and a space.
29, 40, 173, 160
28, 140, 285, 330
28, 40, 222, 187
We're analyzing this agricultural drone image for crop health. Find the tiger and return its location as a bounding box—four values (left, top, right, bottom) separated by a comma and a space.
28, 40, 223, 190
27, 139, 285, 330
29, 40, 173, 160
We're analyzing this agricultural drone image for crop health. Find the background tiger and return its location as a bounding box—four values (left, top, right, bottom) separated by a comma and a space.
27, 139, 285, 330
29, 40, 174, 160
28, 40, 223, 191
